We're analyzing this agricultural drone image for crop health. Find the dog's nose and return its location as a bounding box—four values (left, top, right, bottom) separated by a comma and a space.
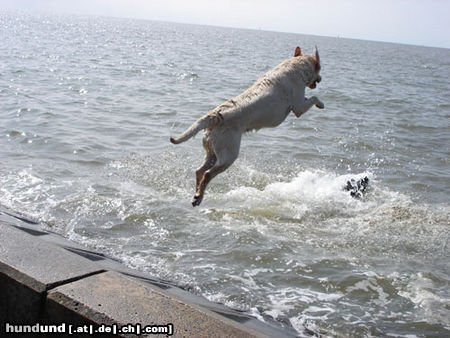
317, 75, 321, 83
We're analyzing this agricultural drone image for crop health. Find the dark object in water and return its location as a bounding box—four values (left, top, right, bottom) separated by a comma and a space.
344, 176, 369, 198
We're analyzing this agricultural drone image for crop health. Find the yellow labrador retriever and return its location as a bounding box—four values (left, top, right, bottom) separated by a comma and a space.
170, 46, 324, 206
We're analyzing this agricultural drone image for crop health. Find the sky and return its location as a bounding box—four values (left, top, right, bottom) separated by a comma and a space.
2, 0, 449, 48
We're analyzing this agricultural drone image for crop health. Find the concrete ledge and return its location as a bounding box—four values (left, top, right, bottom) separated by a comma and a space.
0, 224, 104, 325
46, 271, 262, 337
0, 206, 295, 337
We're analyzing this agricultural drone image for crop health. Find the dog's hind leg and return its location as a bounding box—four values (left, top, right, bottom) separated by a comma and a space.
195, 136, 217, 190
192, 130, 241, 207
196, 154, 217, 191
192, 162, 231, 207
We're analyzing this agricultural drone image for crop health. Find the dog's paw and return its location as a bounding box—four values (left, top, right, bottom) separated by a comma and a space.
192, 194, 203, 207
315, 101, 325, 109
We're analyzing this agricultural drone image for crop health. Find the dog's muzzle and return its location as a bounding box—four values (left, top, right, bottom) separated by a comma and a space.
309, 75, 321, 89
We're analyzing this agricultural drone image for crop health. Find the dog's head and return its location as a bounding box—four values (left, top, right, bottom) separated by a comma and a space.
294, 46, 322, 89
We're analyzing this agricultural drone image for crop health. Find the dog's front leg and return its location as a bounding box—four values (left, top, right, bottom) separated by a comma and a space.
293, 96, 324, 117
312, 96, 325, 109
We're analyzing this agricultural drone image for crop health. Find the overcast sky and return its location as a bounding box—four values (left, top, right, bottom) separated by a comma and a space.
2, 0, 449, 48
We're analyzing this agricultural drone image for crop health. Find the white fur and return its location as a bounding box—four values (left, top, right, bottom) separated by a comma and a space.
170, 50, 324, 206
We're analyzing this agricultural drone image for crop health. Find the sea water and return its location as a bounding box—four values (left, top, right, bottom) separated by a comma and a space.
1, 11, 449, 336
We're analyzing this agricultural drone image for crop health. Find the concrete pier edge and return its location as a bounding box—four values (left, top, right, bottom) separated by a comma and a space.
0, 205, 297, 337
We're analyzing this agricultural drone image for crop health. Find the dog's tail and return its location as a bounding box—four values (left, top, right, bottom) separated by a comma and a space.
170, 112, 223, 144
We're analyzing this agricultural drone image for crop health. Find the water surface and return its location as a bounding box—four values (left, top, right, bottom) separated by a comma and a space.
1, 11, 449, 336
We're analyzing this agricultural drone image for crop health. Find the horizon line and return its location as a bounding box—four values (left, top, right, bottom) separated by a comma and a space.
3, 7, 449, 50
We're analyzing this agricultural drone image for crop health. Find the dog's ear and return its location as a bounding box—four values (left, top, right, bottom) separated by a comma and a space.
294, 46, 302, 57
314, 46, 320, 71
